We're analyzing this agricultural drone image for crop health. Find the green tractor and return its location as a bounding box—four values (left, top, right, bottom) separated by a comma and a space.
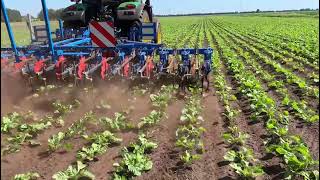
61, 0, 161, 43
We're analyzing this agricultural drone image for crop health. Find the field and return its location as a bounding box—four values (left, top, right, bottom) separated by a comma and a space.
1, 12, 319, 180
1, 21, 59, 47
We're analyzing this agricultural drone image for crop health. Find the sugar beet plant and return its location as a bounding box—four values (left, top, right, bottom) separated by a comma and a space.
77, 130, 122, 161
1, 112, 23, 133
99, 112, 133, 132
215, 23, 319, 125
52, 161, 95, 180
210, 24, 318, 179
51, 112, 125, 179
1, 99, 81, 155
138, 85, 176, 129
149, 85, 176, 111
2, 114, 53, 155
207, 28, 264, 179
48, 111, 95, 152
52, 99, 81, 116
112, 134, 158, 180
224, 147, 265, 179
138, 110, 166, 129
14, 172, 40, 180
110, 85, 176, 179
175, 88, 205, 164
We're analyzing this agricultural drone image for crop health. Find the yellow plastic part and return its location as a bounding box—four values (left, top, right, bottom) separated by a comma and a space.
157, 24, 162, 44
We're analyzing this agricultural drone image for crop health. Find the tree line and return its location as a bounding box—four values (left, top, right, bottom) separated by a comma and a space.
1, 8, 23, 22
1, 7, 318, 22
1, 8, 64, 22
156, 9, 319, 17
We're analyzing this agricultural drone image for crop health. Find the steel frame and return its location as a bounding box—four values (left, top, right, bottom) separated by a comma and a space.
1, 0, 214, 81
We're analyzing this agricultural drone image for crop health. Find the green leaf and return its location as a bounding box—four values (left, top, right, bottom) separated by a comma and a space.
63, 143, 74, 152
312, 170, 319, 180
14, 172, 40, 180
224, 150, 236, 162
275, 147, 287, 155
308, 115, 319, 123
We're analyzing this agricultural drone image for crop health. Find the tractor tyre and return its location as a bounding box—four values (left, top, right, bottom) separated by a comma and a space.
129, 21, 142, 42
63, 21, 73, 29
63, 20, 84, 29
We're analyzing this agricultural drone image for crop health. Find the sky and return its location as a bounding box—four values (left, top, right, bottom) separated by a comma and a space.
3, 0, 319, 17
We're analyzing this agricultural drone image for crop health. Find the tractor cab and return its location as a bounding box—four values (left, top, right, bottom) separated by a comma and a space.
61, 0, 155, 42
62, 0, 151, 27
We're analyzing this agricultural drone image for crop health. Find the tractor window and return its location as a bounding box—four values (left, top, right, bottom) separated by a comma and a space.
82, 0, 100, 5
98, 0, 141, 4
122, 0, 140, 2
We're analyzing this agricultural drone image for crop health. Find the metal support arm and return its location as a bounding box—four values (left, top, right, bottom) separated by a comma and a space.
1, 0, 20, 63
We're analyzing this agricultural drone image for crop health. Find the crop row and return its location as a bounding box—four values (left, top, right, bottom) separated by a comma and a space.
206, 27, 265, 179
207, 19, 319, 179
46, 85, 176, 179
1, 99, 80, 155
210, 19, 319, 101
212, 16, 319, 62
210, 20, 319, 124
175, 89, 205, 164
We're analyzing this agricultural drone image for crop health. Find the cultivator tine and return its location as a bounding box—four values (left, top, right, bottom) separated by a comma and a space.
85, 62, 102, 81
138, 63, 147, 77
2, 46, 214, 91
116, 49, 134, 78
60, 63, 76, 80
45, 64, 55, 72
167, 55, 179, 75
136, 49, 155, 79
1, 0, 214, 92
100, 57, 112, 80
121, 56, 131, 78
55, 55, 66, 80
72, 51, 97, 85
1, 0, 214, 95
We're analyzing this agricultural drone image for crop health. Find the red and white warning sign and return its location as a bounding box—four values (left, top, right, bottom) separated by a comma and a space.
89, 21, 116, 48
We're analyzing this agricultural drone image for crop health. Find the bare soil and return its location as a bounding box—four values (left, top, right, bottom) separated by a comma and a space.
0, 68, 232, 180
1, 55, 318, 180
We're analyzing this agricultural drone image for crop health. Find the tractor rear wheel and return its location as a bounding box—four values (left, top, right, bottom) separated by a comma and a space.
129, 10, 151, 41
129, 21, 142, 41
63, 20, 85, 29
